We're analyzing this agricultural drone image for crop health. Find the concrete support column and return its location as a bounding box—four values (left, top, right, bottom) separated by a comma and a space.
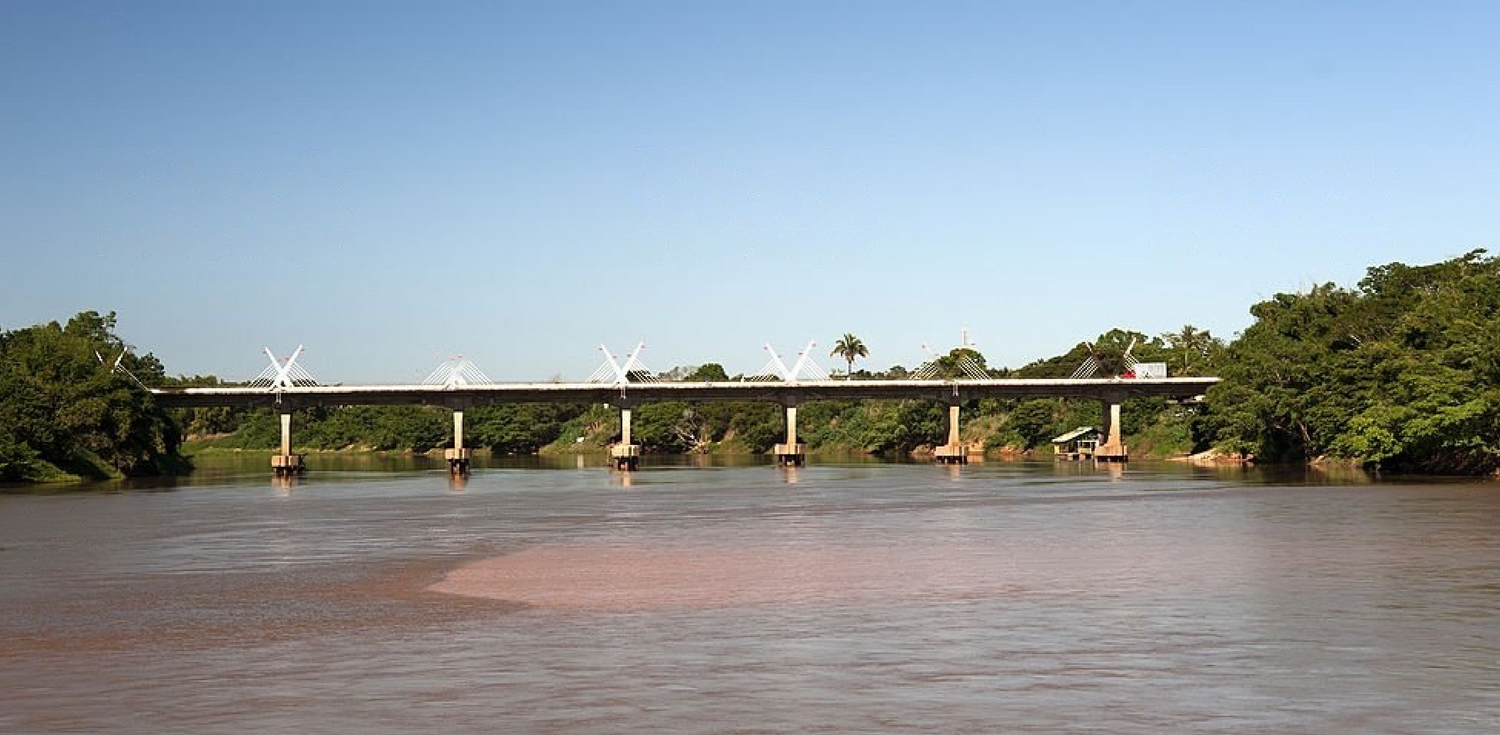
445, 409, 472, 476
610, 405, 640, 470
1097, 398, 1128, 462
775, 403, 806, 467
272, 411, 304, 476
935, 402, 968, 464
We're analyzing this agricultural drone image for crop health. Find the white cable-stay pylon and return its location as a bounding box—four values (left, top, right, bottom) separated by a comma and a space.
421, 356, 492, 388
956, 355, 988, 380
908, 342, 988, 380
1122, 337, 1141, 373
909, 344, 943, 380
96, 346, 150, 390
747, 341, 829, 382
1071, 342, 1102, 379
955, 329, 988, 380
96, 348, 126, 371
249, 345, 317, 390
1071, 337, 1139, 379
586, 343, 659, 385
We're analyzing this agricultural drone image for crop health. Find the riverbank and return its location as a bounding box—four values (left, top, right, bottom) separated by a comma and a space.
180, 441, 1195, 464
4, 446, 194, 484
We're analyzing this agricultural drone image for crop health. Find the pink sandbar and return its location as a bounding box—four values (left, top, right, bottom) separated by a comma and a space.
428, 542, 1033, 612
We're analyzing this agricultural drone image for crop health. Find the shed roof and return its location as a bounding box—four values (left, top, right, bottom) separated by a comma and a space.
1051, 426, 1099, 443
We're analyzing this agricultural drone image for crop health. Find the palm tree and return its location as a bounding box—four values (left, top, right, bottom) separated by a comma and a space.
1163, 325, 1208, 373
830, 333, 868, 380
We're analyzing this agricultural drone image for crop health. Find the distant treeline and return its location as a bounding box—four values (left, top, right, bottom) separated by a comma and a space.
6, 250, 1500, 482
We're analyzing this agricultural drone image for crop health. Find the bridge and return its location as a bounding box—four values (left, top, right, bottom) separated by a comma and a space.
147, 343, 1219, 474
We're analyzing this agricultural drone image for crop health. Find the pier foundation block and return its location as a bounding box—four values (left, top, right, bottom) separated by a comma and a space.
444, 448, 472, 475
774, 442, 807, 467
610, 444, 641, 471
271, 453, 305, 476
934, 444, 969, 464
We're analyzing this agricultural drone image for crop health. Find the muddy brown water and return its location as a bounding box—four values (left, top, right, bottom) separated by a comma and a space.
3, 456, 1498, 733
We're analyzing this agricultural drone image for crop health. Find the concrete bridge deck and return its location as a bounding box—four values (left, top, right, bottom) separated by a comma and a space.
150, 377, 1218, 409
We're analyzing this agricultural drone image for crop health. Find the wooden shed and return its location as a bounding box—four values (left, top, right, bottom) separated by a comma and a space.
1052, 426, 1101, 460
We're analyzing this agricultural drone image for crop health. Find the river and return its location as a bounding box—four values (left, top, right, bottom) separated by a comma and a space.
2, 456, 1498, 734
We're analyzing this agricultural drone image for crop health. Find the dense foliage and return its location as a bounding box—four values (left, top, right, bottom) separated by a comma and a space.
178, 403, 594, 455
0, 312, 182, 481
1199, 251, 1500, 473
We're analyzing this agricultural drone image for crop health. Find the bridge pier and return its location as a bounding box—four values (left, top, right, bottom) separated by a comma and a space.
774, 403, 806, 467
610, 406, 641, 470
1096, 397, 1128, 462
272, 411, 304, 476
444, 409, 472, 476
934, 402, 970, 464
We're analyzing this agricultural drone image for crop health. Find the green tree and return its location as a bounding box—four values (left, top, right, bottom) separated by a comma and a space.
632, 401, 694, 453
1202, 250, 1500, 472
685, 363, 729, 382
830, 333, 868, 379
469, 404, 587, 454
1009, 400, 1059, 448
727, 402, 781, 452
929, 347, 990, 379
0, 311, 183, 480
1162, 325, 1222, 375
0, 425, 43, 481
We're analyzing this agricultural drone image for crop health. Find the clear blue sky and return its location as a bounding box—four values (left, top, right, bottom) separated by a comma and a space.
3, 1, 1496, 382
